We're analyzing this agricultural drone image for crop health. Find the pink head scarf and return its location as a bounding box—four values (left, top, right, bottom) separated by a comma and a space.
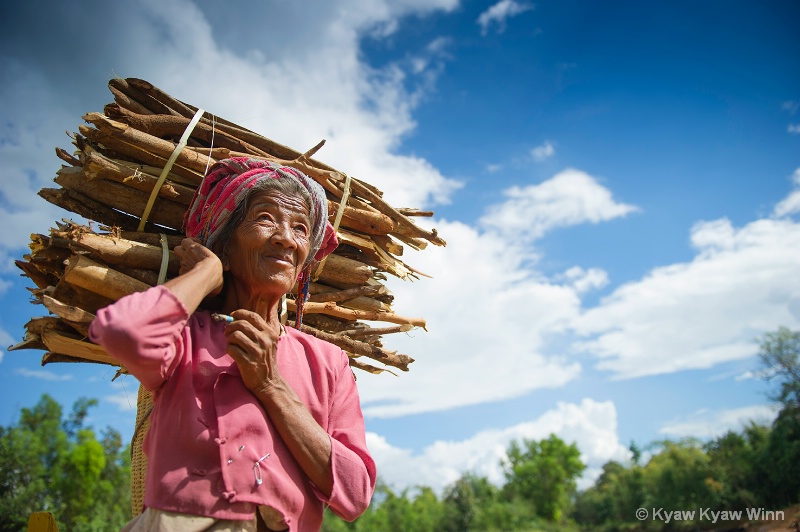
183, 157, 338, 264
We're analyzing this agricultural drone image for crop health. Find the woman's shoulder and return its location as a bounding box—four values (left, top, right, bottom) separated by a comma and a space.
283, 325, 348, 366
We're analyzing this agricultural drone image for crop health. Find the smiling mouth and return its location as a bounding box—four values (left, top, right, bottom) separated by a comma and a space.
263, 254, 295, 265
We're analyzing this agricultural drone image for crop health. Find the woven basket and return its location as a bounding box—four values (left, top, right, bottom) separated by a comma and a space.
130, 384, 153, 517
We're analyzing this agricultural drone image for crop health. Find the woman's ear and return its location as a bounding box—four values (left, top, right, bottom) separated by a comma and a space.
219, 243, 231, 271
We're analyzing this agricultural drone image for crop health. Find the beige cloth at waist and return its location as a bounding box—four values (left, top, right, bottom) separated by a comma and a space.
120, 507, 288, 532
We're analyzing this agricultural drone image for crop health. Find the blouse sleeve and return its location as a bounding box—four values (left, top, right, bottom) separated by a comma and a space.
314, 353, 377, 521
88, 285, 190, 391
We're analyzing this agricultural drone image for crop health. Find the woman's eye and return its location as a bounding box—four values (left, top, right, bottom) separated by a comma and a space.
293, 224, 309, 236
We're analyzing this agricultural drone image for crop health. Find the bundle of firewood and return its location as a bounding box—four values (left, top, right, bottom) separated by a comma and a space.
11, 77, 445, 376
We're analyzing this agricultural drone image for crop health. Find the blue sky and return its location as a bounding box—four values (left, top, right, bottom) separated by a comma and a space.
1, 0, 799, 492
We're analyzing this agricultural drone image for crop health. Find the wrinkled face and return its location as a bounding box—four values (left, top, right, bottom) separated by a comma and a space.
224, 189, 312, 296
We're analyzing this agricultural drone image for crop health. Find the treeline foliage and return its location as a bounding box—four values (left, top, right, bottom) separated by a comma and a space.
324, 328, 800, 531
1, 328, 797, 531
323, 435, 586, 532
0, 394, 131, 531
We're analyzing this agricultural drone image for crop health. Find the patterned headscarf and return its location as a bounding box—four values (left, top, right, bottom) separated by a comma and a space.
184, 157, 338, 263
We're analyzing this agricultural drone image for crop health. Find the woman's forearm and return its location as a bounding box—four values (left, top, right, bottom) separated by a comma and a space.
252, 378, 334, 496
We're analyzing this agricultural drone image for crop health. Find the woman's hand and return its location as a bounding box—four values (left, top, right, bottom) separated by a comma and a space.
163, 238, 224, 315
224, 310, 335, 496
224, 309, 284, 392
173, 238, 224, 297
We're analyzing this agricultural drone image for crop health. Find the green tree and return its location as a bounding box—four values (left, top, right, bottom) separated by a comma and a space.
754, 327, 800, 507
704, 426, 766, 509
758, 326, 800, 411
0, 394, 131, 531
641, 440, 719, 525
440, 472, 502, 532
503, 434, 586, 522
572, 459, 644, 531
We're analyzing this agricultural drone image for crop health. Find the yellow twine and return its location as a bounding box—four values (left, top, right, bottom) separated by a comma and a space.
157, 233, 170, 285
137, 108, 205, 231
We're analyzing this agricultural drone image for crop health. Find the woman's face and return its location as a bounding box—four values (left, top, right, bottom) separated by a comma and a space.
224, 189, 312, 297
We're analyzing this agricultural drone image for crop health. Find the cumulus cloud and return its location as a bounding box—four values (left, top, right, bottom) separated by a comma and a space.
477, 0, 534, 36
573, 215, 800, 379
558, 266, 610, 294
788, 124, 800, 134
358, 217, 584, 417
0, 0, 461, 267
531, 140, 555, 162
659, 404, 779, 439
356, 170, 634, 418
478, 169, 640, 243
369, 399, 631, 494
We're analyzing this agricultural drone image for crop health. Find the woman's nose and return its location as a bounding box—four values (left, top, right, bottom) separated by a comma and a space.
269, 222, 297, 248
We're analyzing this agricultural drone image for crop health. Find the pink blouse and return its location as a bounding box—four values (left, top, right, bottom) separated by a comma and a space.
89, 286, 376, 530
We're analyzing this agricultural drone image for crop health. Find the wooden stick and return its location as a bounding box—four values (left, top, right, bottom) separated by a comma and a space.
298, 324, 413, 371
109, 78, 177, 116
105, 104, 271, 157
82, 113, 214, 176
55, 147, 81, 167
54, 230, 179, 275
326, 200, 395, 236
119, 231, 185, 249
63, 254, 151, 301
55, 167, 186, 230
81, 150, 194, 205
42, 296, 95, 338
308, 283, 386, 303
41, 330, 117, 366
78, 126, 203, 184
348, 358, 397, 376
313, 253, 373, 286
336, 324, 414, 338
48, 282, 115, 315
287, 299, 426, 328
108, 84, 154, 116
38, 187, 146, 232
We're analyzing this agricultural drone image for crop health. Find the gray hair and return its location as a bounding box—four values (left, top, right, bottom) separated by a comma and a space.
211, 177, 324, 267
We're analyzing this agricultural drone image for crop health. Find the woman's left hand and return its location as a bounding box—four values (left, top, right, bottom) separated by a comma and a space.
223, 309, 284, 392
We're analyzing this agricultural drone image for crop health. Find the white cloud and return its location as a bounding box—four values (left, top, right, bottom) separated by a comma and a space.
100, 377, 145, 412
531, 140, 555, 162
477, 0, 534, 36
0, 326, 15, 363
478, 169, 640, 243
356, 171, 634, 418
358, 217, 583, 417
773, 167, 800, 217
659, 404, 779, 439
558, 266, 610, 294
788, 124, 800, 134
573, 215, 800, 379
104, 392, 139, 412
14, 367, 73, 381
0, 0, 462, 268
369, 399, 631, 494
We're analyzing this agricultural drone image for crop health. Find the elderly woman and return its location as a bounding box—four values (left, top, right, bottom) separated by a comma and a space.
89, 158, 376, 531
